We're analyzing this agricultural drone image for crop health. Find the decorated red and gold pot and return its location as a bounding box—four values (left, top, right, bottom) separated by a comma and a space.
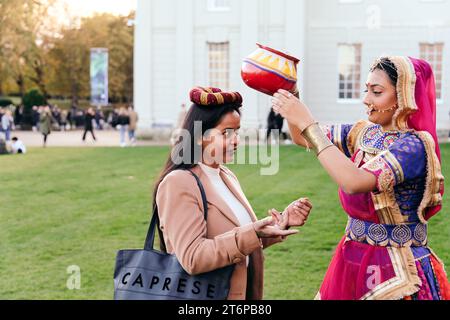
241, 43, 300, 96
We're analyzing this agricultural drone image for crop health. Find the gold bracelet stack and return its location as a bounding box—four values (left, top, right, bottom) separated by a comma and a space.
301, 122, 334, 156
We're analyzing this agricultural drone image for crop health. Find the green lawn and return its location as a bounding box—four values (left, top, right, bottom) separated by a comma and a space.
1, 145, 449, 300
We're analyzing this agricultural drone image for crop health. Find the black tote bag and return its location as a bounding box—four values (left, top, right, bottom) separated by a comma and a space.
114, 170, 234, 300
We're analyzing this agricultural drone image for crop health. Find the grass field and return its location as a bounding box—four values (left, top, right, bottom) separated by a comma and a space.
1, 145, 449, 299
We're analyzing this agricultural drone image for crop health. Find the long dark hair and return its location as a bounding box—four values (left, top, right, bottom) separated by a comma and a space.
151, 102, 242, 248
370, 57, 398, 86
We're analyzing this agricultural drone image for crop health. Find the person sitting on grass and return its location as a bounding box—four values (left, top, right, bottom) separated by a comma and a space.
11, 137, 27, 154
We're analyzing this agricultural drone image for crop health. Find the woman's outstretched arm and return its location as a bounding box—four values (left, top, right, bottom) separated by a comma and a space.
316, 146, 377, 194
287, 121, 309, 147
273, 90, 377, 195
157, 170, 298, 275
286, 91, 309, 147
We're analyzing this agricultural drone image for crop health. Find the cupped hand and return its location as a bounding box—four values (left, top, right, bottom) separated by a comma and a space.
253, 217, 299, 239
270, 198, 313, 228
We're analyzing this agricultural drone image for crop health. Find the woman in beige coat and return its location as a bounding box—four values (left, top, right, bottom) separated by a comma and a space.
154, 87, 312, 300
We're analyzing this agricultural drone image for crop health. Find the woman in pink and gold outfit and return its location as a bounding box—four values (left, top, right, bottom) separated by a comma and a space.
272, 56, 450, 300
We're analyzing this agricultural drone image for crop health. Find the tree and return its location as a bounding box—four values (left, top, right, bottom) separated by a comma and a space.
47, 26, 90, 106
47, 12, 135, 105
0, 2, 134, 106
22, 89, 45, 127
0, 0, 56, 102
107, 13, 134, 103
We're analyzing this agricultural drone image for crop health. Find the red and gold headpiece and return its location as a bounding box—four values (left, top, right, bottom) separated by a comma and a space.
189, 87, 243, 107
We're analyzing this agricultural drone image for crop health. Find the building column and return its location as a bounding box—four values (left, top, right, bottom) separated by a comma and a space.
175, 0, 194, 109
240, 0, 259, 128
285, 0, 307, 102
134, 0, 153, 129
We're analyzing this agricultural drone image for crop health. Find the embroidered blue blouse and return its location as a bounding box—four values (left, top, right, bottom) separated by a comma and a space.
326, 123, 427, 223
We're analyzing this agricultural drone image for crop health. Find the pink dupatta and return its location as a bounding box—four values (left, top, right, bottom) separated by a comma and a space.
407, 57, 444, 220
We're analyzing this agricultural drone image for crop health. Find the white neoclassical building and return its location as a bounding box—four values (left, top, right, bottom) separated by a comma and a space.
134, 0, 450, 133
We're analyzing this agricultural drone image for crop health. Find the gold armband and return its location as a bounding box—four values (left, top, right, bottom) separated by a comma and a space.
301, 123, 334, 156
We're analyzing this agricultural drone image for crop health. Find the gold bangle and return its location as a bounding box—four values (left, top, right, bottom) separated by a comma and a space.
301, 123, 334, 156
317, 144, 334, 157
301, 121, 319, 134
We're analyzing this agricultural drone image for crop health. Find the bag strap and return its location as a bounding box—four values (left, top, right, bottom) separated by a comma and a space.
144, 169, 208, 251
